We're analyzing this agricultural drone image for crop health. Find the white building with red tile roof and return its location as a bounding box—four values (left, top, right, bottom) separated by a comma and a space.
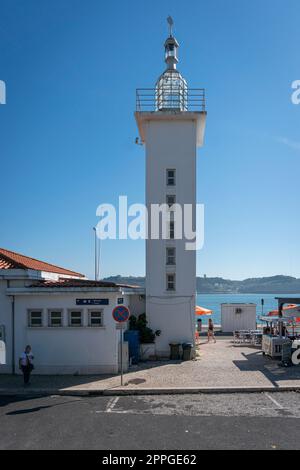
0, 247, 85, 279
0, 248, 145, 375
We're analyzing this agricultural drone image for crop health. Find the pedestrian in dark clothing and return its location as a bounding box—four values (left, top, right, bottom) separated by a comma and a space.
19, 345, 34, 385
207, 318, 216, 343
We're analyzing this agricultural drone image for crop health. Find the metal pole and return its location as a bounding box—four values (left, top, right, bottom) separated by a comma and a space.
93, 227, 97, 281
278, 301, 283, 338
97, 238, 101, 280
120, 325, 123, 386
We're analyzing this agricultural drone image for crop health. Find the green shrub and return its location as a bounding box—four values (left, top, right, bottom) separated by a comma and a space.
129, 313, 161, 344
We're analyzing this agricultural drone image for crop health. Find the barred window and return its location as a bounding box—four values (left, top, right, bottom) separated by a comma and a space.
166, 273, 176, 291
28, 310, 43, 327
166, 247, 176, 265
69, 310, 83, 327
169, 220, 175, 239
88, 311, 103, 327
166, 194, 176, 208
166, 169, 176, 186
48, 310, 63, 327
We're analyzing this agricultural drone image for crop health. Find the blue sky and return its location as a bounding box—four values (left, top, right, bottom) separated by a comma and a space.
0, 0, 299, 280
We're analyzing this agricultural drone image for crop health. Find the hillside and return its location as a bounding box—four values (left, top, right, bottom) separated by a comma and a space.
103, 275, 300, 294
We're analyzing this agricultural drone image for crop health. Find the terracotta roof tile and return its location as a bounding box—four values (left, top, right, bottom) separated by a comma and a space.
29, 279, 140, 289
0, 248, 84, 278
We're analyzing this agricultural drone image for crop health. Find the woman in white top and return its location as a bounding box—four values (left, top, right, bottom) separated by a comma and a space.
19, 345, 34, 385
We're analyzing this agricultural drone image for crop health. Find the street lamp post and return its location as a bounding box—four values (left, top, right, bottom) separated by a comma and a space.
93, 227, 97, 281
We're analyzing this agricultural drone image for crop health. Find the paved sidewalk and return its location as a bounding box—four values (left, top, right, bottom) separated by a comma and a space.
1, 339, 300, 395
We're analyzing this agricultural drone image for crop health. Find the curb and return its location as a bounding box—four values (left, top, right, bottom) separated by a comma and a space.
0, 385, 299, 397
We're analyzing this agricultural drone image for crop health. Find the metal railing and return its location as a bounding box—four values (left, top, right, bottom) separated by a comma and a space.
136, 88, 205, 112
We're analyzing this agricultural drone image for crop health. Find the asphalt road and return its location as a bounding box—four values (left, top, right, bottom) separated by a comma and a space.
1, 392, 300, 450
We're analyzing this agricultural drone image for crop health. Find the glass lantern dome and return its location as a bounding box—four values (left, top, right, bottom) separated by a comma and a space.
135, 19, 205, 115
155, 69, 188, 111
155, 26, 188, 111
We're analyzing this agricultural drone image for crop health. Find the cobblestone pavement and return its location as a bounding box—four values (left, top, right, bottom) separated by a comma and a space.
1, 339, 300, 393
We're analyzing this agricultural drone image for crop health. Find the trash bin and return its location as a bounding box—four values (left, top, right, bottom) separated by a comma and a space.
124, 330, 140, 364
182, 342, 193, 361
169, 342, 181, 360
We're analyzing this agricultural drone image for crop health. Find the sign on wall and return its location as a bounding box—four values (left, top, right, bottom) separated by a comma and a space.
76, 299, 109, 306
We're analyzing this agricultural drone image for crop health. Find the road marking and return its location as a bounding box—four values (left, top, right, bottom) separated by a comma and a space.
105, 396, 120, 413
265, 393, 284, 409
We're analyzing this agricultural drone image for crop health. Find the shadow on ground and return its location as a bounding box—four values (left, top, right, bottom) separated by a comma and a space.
233, 349, 300, 387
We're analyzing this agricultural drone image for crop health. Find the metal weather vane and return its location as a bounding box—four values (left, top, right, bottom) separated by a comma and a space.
167, 16, 174, 36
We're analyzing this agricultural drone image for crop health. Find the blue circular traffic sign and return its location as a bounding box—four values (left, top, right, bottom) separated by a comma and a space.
112, 305, 130, 323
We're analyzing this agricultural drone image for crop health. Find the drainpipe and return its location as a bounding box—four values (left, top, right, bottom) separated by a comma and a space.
7, 279, 16, 375
11, 294, 15, 374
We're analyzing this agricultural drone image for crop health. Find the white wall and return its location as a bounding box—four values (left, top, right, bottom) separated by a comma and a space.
0, 280, 13, 373
128, 294, 145, 318
146, 119, 197, 298
221, 303, 257, 332
147, 296, 196, 356
145, 117, 198, 355
12, 292, 126, 374
0, 270, 85, 373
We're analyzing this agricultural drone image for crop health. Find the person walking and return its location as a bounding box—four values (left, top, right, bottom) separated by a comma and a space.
207, 318, 216, 343
19, 345, 34, 385
195, 318, 202, 344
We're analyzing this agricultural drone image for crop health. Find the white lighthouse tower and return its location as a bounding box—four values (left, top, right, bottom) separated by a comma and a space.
135, 18, 206, 356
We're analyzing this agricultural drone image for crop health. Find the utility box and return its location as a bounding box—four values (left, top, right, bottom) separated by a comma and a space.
0, 341, 5, 365
262, 335, 291, 358
124, 330, 140, 364
0, 325, 6, 365
0, 325, 5, 342
221, 303, 257, 333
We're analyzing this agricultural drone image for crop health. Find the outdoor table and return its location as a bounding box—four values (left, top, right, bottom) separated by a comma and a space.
233, 330, 262, 345
250, 331, 263, 346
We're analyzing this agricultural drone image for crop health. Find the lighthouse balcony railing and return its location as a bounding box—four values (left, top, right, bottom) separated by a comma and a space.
136, 88, 205, 112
